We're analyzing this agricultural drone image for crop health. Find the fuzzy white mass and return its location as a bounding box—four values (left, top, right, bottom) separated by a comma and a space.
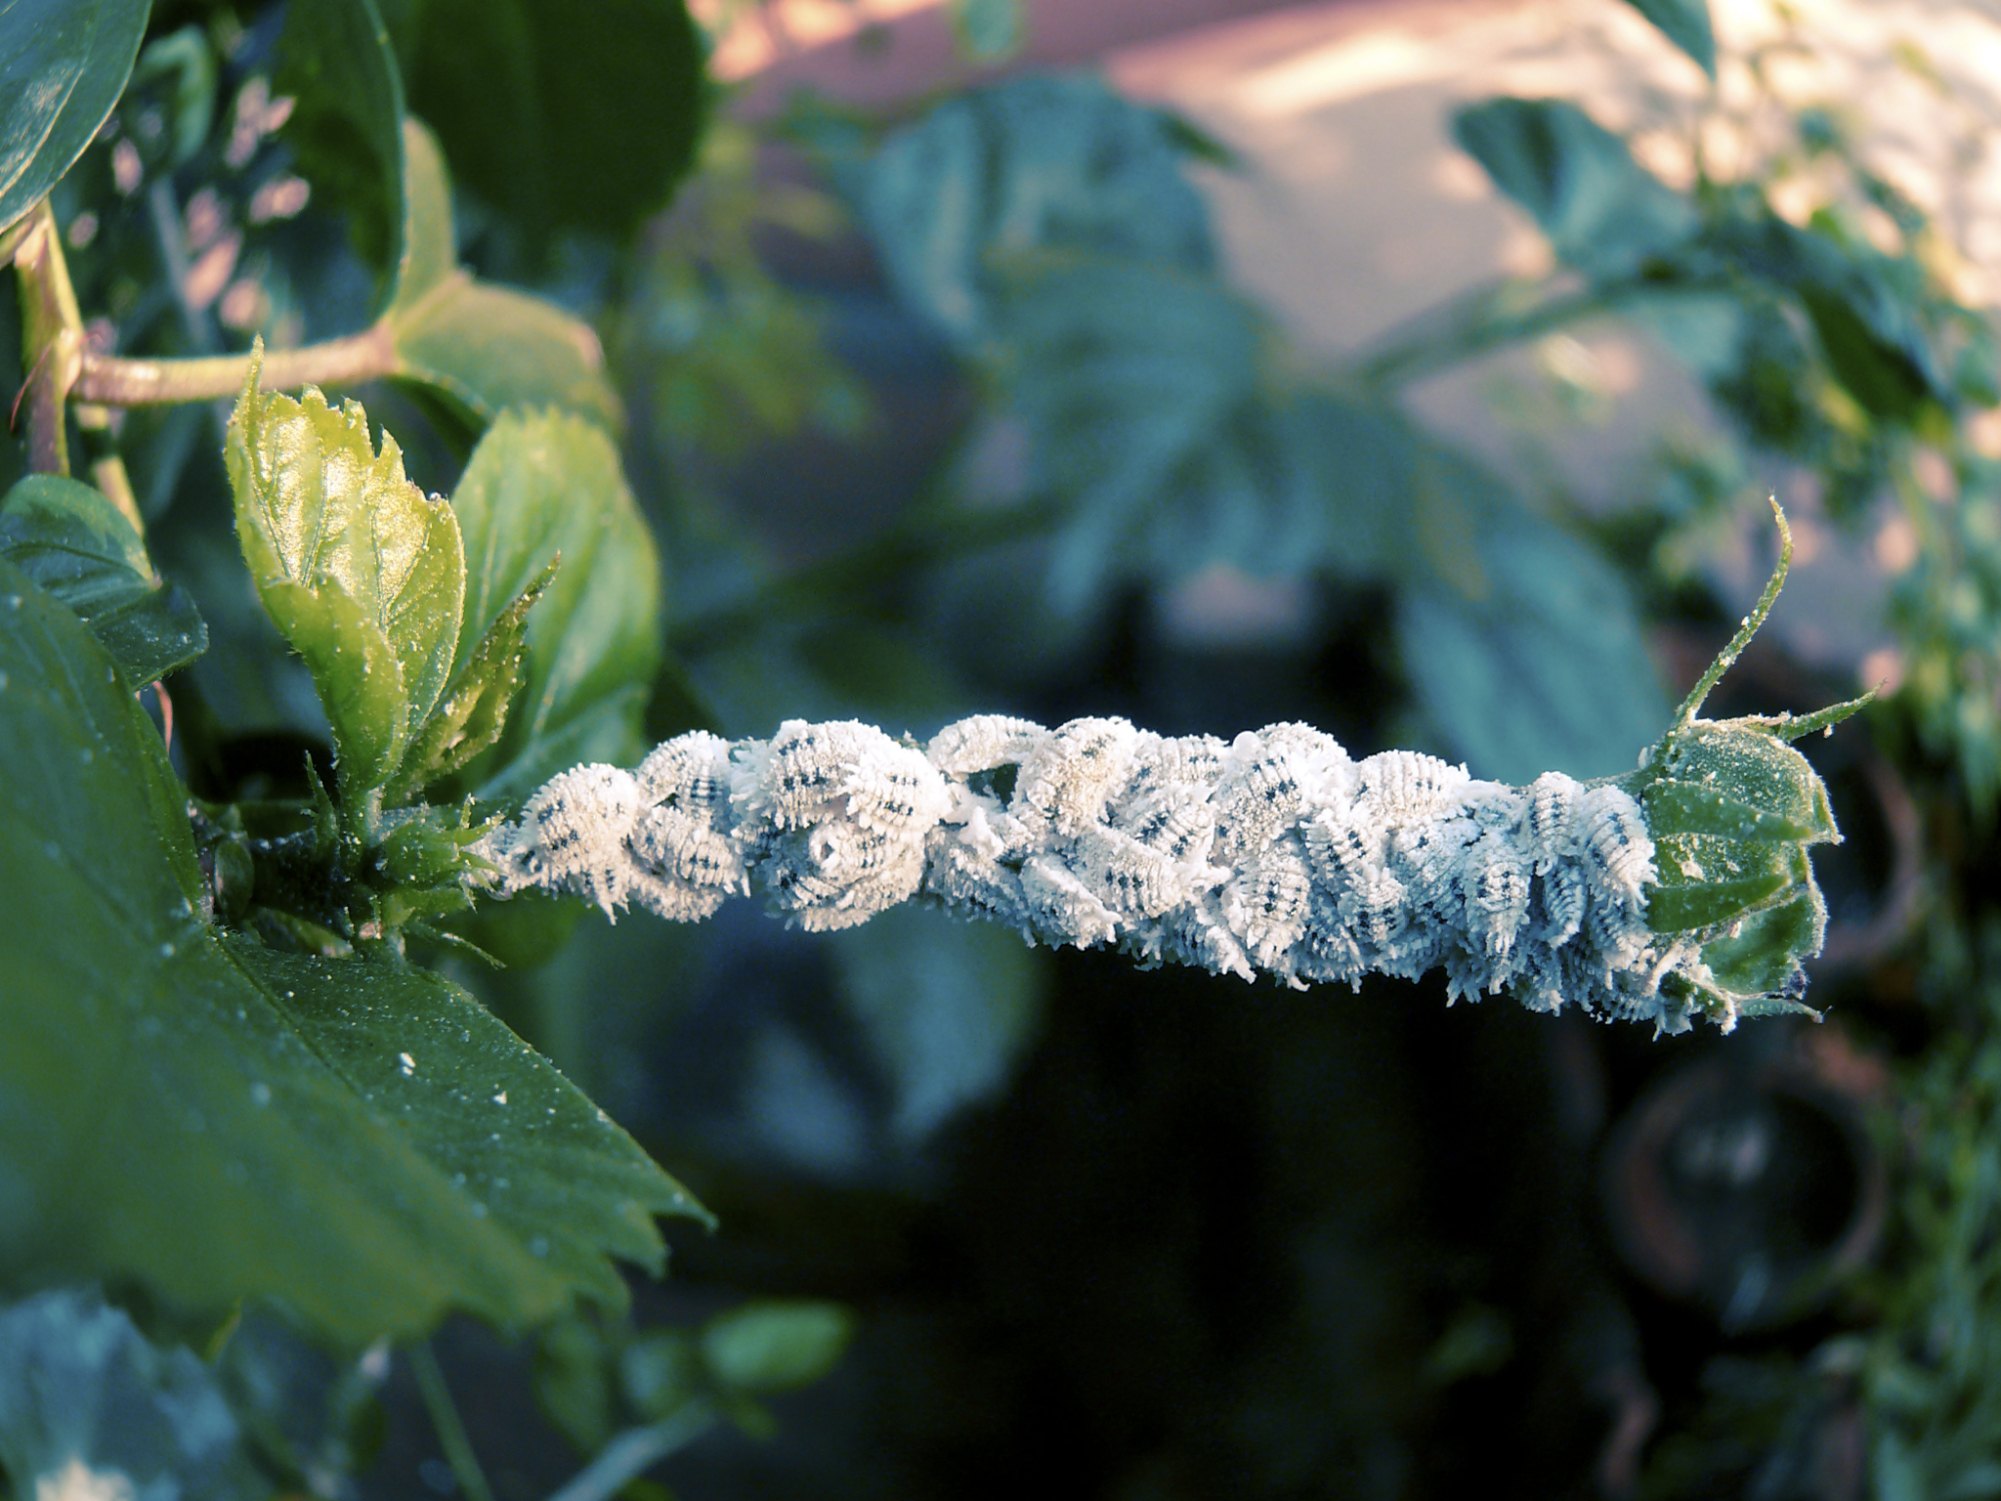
477, 716, 1694, 1024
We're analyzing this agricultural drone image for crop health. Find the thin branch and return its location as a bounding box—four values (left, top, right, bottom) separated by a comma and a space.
544, 1401, 720, 1501
409, 1341, 497, 1501
1673, 498, 1791, 729
10, 204, 87, 483
72, 323, 399, 406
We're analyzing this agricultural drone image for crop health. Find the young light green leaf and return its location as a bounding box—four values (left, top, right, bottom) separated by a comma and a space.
448, 410, 662, 802
0, 560, 707, 1343
0, 0, 149, 231
0, 1289, 262, 1501
275, 0, 407, 286
0, 474, 208, 683
383, 0, 708, 247
386, 559, 557, 803
1452, 97, 1697, 278
700, 1302, 856, 1395
1621, 0, 1717, 79
384, 123, 623, 429
225, 372, 466, 792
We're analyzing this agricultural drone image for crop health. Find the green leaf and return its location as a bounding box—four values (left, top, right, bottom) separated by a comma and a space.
948, 0, 1025, 61
448, 410, 661, 802
1646, 720, 1840, 846
0, 0, 149, 232
1620, 0, 1716, 78
387, 560, 555, 803
995, 256, 1264, 610
863, 75, 1215, 345
1452, 98, 1697, 277
383, 0, 708, 247
0, 474, 207, 683
275, 0, 407, 287
1643, 836, 1797, 931
225, 375, 465, 792
699, 1302, 856, 1395
0, 560, 706, 1341
384, 118, 621, 430
828, 904, 1046, 1143
1394, 456, 1669, 783
1698, 877, 1825, 998
0, 1288, 262, 1501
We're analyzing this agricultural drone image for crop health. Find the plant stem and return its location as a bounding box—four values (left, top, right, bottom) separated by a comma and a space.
1348, 276, 1667, 389
543, 1401, 720, 1501
72, 322, 399, 406
11, 202, 87, 483
409, 1340, 497, 1501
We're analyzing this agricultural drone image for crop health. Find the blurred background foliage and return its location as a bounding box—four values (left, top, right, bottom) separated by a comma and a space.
8, 0, 2001, 1495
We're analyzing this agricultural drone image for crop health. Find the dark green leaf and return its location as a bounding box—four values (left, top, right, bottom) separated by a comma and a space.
275, 0, 406, 288
1643, 836, 1796, 931
1640, 778, 1826, 844
385, 0, 708, 246
1621, 0, 1716, 78
1648, 720, 1840, 845
1452, 97, 1696, 277
0, 0, 148, 231
448, 410, 661, 802
948, 0, 1024, 61
0, 1289, 261, 1501
0, 473, 207, 682
1394, 457, 1669, 783
0, 561, 706, 1341
828, 904, 1045, 1142
700, 1302, 855, 1395
864, 75, 1214, 344
1698, 877, 1825, 998
226, 376, 465, 792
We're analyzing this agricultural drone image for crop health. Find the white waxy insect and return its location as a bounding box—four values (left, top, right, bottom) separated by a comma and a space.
1355, 749, 1471, 828
1013, 716, 1142, 836
1222, 837, 1313, 973
477, 712, 1668, 1025
1577, 786, 1655, 905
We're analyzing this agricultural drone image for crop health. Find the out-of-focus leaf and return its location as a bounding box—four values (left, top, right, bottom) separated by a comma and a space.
1621, 0, 1716, 77
829, 904, 1046, 1143
384, 0, 707, 247
0, 1288, 261, 1501
275, 0, 407, 286
226, 375, 465, 792
700, 1302, 856, 1395
448, 410, 661, 802
386, 122, 623, 429
1393, 456, 1668, 783
1452, 97, 1696, 277
0, 474, 207, 683
0, 559, 706, 1342
0, 0, 148, 231
863, 75, 1214, 344
131, 27, 219, 168
948, 0, 1024, 61
996, 256, 1264, 609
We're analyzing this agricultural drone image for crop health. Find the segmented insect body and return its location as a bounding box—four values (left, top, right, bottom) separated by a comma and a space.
479, 712, 1676, 1024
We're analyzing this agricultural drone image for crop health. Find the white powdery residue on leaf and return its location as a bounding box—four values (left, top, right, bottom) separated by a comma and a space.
476, 715, 1681, 1026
